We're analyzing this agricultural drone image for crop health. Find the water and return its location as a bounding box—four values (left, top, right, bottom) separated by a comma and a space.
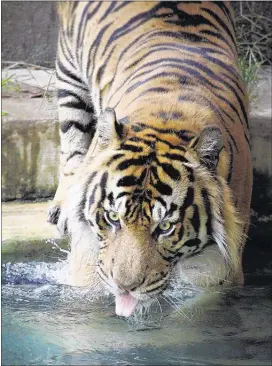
2, 246, 272, 365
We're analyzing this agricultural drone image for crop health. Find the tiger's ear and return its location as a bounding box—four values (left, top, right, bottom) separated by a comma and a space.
96, 108, 125, 149
191, 125, 223, 171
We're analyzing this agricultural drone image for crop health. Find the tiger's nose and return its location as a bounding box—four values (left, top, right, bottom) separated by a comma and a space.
114, 278, 139, 291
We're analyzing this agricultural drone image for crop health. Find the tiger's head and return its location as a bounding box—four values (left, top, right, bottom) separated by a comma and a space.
62, 108, 244, 317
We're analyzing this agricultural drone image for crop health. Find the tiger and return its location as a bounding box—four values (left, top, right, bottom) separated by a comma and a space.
48, 1, 252, 317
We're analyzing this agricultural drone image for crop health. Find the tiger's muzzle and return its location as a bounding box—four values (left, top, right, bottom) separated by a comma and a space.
97, 226, 170, 316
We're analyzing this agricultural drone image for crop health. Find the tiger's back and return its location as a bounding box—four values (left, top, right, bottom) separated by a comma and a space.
51, 1, 252, 316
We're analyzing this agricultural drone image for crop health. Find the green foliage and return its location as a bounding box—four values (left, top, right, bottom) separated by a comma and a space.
238, 56, 261, 101
2, 73, 20, 92
2, 74, 15, 88
2, 74, 21, 116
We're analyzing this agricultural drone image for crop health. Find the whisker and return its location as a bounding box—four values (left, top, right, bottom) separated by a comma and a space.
161, 294, 193, 323
155, 296, 163, 315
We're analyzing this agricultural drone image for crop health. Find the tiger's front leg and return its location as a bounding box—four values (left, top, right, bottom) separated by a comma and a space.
47, 60, 95, 226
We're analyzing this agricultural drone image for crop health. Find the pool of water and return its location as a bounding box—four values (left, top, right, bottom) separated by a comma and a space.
2, 227, 272, 366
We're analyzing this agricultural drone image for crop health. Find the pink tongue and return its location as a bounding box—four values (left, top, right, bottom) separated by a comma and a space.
115, 293, 138, 317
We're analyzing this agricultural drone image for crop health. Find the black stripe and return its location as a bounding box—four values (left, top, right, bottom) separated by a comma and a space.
120, 143, 143, 153
222, 71, 245, 97
110, 31, 154, 85
177, 93, 238, 136
145, 272, 168, 290
132, 124, 189, 144
57, 59, 83, 86
60, 121, 94, 134
201, 188, 212, 237
156, 111, 183, 120
126, 203, 138, 220
86, 22, 113, 76
96, 45, 116, 85
117, 64, 190, 98
214, 2, 235, 30
181, 59, 248, 125
89, 184, 99, 210
71, 2, 79, 13
125, 43, 227, 71
136, 87, 169, 98
99, 172, 108, 203
199, 29, 233, 51
190, 204, 200, 235
178, 224, 185, 243
80, 3, 103, 48
66, 151, 84, 162
159, 163, 180, 180
178, 87, 244, 129
117, 176, 138, 187
116, 192, 130, 200
95, 211, 104, 231
76, 2, 94, 62
157, 249, 173, 263
201, 7, 236, 46
78, 171, 98, 221
150, 166, 172, 196
58, 90, 94, 114
105, 31, 157, 105
216, 93, 244, 126
101, 3, 163, 57
167, 203, 178, 217
114, 2, 132, 13
59, 100, 94, 115
116, 155, 152, 170
183, 238, 201, 248
106, 153, 125, 167
140, 30, 220, 47
170, 222, 185, 247
138, 168, 148, 187
56, 74, 88, 93
155, 196, 167, 208
227, 141, 234, 184
124, 65, 221, 97
58, 34, 75, 70
99, 2, 116, 22
181, 187, 194, 212
144, 133, 186, 152
162, 153, 187, 163
145, 281, 168, 294
107, 192, 114, 206
163, 2, 218, 29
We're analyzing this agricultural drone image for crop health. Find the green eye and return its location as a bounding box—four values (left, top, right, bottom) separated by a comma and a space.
159, 221, 172, 232
107, 211, 119, 223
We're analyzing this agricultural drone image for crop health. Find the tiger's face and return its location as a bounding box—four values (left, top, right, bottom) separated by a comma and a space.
78, 108, 234, 316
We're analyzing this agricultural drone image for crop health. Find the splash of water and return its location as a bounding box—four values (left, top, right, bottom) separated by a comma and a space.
2, 239, 200, 321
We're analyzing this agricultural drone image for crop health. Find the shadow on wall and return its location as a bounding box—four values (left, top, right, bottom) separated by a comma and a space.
242, 170, 272, 281
1, 1, 58, 67
251, 170, 272, 218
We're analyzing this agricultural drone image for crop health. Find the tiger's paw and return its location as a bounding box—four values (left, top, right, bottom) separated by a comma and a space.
47, 202, 61, 225
47, 201, 69, 236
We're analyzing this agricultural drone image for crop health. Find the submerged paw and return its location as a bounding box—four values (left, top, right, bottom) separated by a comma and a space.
47, 203, 61, 225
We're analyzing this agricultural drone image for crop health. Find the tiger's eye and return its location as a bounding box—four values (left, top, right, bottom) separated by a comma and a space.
108, 211, 119, 222
159, 221, 172, 231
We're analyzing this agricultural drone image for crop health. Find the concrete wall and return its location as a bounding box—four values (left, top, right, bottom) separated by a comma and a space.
1, 1, 58, 67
